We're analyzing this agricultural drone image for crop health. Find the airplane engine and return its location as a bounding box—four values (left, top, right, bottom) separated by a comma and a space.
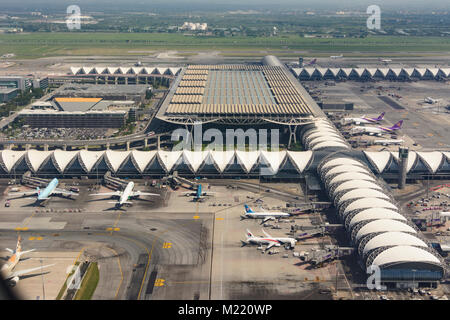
9, 276, 19, 287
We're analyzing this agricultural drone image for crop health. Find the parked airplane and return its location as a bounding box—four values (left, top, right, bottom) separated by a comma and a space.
89, 181, 159, 207
182, 184, 215, 202
341, 112, 385, 125
241, 229, 297, 251
424, 97, 442, 104
373, 139, 404, 146
330, 54, 343, 59
379, 58, 392, 64
241, 204, 290, 224
8, 178, 78, 204
1, 236, 54, 286
349, 120, 403, 136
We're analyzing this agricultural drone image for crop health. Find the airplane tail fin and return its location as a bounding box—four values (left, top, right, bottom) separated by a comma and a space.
5, 248, 14, 254
377, 112, 385, 121
244, 204, 253, 213
246, 229, 254, 239
390, 120, 403, 130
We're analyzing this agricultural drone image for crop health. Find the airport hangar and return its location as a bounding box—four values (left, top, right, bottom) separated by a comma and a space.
3, 56, 447, 288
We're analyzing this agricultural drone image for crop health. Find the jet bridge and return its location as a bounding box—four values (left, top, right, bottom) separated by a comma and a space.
300, 245, 355, 268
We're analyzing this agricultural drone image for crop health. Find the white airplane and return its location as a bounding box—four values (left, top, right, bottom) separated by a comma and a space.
341, 112, 385, 125
1, 236, 54, 286
373, 139, 404, 146
330, 54, 343, 59
349, 120, 403, 137
241, 229, 297, 251
379, 58, 392, 64
8, 178, 78, 204
89, 181, 159, 207
424, 97, 442, 104
241, 204, 291, 224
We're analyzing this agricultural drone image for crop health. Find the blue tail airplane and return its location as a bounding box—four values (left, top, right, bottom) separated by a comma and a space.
182, 184, 215, 202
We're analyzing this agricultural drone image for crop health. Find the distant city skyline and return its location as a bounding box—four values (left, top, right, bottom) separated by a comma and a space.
0, 0, 448, 12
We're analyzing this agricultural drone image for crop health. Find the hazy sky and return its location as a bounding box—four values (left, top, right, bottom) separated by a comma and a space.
0, 0, 449, 12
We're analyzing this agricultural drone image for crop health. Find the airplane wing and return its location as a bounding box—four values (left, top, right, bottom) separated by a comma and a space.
262, 216, 275, 223
265, 242, 280, 250
89, 191, 122, 197
8, 264, 55, 279
53, 188, 79, 197
20, 249, 36, 255
261, 229, 272, 238
9, 190, 39, 197
131, 192, 160, 197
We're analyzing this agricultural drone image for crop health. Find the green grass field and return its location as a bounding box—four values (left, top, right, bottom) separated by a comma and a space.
73, 262, 100, 300
1, 32, 450, 59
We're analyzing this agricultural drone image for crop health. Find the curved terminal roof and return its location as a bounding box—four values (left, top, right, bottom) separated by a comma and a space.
79, 150, 104, 172
105, 150, 130, 173
287, 151, 313, 173
364, 151, 391, 173
355, 219, 416, 242
52, 150, 79, 173
131, 150, 157, 173
260, 151, 287, 173
311, 141, 349, 151
391, 151, 417, 172
343, 198, 398, 217
332, 180, 382, 194
348, 208, 406, 228
371, 246, 441, 267
321, 157, 365, 170
158, 150, 182, 172
0, 150, 26, 172
26, 150, 52, 172
235, 151, 259, 173
211, 151, 235, 172
328, 172, 374, 187
324, 165, 370, 178
416, 152, 443, 173
337, 189, 390, 206
363, 232, 427, 255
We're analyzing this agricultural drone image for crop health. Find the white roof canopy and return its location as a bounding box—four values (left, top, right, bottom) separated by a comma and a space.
332, 180, 382, 195
328, 172, 374, 186
337, 189, 390, 206
371, 246, 440, 267
287, 151, 313, 173
343, 198, 398, 217
26, 150, 52, 172
105, 150, 130, 172
363, 232, 427, 255
79, 150, 104, 172
52, 150, 79, 172
0, 150, 26, 172
356, 219, 416, 241
131, 150, 157, 173
417, 152, 443, 173
364, 151, 392, 173
348, 208, 406, 228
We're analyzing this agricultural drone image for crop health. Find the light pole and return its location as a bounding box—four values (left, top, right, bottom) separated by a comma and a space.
40, 259, 46, 300
412, 269, 417, 291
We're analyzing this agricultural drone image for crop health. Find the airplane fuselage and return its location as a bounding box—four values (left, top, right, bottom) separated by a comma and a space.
244, 212, 290, 219
119, 181, 135, 205
37, 178, 59, 201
